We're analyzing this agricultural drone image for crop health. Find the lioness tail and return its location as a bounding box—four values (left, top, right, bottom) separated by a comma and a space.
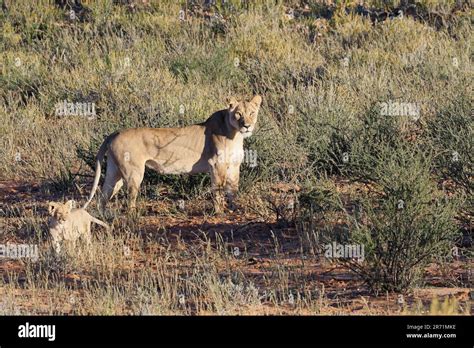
83, 131, 119, 209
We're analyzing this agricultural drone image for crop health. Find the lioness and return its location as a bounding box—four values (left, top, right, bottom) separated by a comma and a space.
48, 200, 109, 254
84, 95, 262, 212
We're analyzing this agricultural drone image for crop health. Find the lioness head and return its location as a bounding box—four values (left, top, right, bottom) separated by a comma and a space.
227, 95, 262, 138
48, 200, 74, 222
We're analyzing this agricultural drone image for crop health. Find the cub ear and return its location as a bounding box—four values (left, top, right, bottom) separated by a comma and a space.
227, 96, 239, 111
250, 95, 262, 108
65, 200, 75, 212
48, 202, 58, 215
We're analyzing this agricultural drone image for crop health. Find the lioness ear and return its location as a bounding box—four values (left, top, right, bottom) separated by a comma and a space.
65, 200, 74, 212
227, 96, 239, 111
250, 95, 262, 108
48, 202, 57, 215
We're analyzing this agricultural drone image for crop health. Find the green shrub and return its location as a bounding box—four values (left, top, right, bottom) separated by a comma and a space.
427, 93, 473, 193
342, 103, 405, 182
343, 145, 459, 293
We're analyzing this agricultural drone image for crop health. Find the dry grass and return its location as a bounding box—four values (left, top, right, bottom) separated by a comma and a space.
0, 0, 472, 315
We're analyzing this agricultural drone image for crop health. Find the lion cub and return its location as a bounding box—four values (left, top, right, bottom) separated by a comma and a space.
48, 200, 109, 254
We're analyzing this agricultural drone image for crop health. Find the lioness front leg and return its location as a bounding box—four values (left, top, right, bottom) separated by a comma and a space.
225, 166, 240, 212
53, 240, 61, 255
209, 163, 227, 214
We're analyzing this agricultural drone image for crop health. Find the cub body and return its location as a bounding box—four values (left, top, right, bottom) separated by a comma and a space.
48, 200, 109, 254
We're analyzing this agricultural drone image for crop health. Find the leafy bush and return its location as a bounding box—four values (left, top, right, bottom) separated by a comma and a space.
343, 103, 404, 182
342, 145, 459, 293
427, 94, 473, 193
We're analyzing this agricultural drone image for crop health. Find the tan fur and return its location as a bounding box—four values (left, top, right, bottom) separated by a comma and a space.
48, 200, 109, 254
85, 95, 262, 212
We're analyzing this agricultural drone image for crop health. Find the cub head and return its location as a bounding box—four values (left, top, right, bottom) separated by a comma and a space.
48, 200, 74, 222
227, 95, 262, 138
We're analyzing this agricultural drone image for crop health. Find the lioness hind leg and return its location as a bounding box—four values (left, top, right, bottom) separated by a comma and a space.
124, 167, 145, 209
101, 158, 122, 207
